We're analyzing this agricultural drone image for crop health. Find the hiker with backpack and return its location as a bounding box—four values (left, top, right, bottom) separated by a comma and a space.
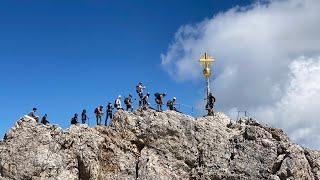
71, 113, 78, 125
155, 93, 166, 112
28, 107, 39, 123
141, 92, 150, 110
114, 95, 123, 110
124, 94, 133, 112
41, 114, 49, 125
167, 97, 179, 112
94, 105, 104, 125
136, 82, 146, 106
81, 109, 88, 124
206, 92, 216, 116
105, 102, 113, 126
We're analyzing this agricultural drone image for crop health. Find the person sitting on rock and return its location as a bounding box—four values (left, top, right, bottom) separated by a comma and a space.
71, 113, 78, 125
94, 106, 103, 125
167, 97, 179, 112
124, 94, 133, 112
28, 107, 39, 123
155, 93, 166, 112
41, 114, 49, 125
81, 109, 88, 124
206, 92, 216, 116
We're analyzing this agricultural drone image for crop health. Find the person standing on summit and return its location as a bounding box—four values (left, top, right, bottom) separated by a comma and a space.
136, 82, 146, 106
206, 92, 216, 116
155, 93, 166, 112
105, 102, 113, 126
114, 95, 123, 110
124, 94, 133, 112
81, 109, 88, 124
94, 105, 103, 125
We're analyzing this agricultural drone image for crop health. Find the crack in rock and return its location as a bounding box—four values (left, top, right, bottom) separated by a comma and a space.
130, 140, 145, 180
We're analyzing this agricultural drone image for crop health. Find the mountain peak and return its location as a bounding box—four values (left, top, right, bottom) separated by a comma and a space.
0, 110, 319, 179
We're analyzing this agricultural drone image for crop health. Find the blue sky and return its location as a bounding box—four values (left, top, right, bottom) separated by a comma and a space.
159, 0, 320, 150
0, 0, 252, 137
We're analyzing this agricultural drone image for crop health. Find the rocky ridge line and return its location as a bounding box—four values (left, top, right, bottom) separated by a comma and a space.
0, 109, 319, 180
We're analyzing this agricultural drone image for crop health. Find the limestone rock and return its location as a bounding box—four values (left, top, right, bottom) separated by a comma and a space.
0, 110, 318, 180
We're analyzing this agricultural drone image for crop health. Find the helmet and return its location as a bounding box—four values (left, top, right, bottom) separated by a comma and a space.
32, 107, 37, 111
173, 97, 176, 100
138, 82, 142, 85
118, 95, 121, 98
74, 113, 78, 117
147, 92, 150, 95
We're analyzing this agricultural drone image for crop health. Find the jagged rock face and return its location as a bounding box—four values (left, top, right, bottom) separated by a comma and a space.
0, 110, 319, 180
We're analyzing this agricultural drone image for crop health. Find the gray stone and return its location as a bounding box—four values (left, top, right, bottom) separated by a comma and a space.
0, 110, 318, 180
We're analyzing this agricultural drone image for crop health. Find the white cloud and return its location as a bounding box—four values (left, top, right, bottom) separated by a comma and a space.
252, 57, 320, 149
161, 0, 320, 149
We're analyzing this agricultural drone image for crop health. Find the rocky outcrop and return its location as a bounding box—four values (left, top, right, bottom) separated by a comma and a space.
0, 109, 319, 180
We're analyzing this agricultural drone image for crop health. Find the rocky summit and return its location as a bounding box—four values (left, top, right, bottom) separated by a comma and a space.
0, 109, 319, 180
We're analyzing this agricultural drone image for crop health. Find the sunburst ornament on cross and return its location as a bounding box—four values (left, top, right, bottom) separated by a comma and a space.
199, 52, 215, 97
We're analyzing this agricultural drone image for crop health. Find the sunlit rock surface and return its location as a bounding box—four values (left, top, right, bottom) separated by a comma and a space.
0, 109, 319, 180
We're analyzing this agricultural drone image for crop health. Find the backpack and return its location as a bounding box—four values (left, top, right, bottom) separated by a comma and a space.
114, 100, 118, 108
167, 100, 173, 107
136, 85, 142, 93
124, 97, 130, 105
154, 93, 160, 99
94, 108, 98, 114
